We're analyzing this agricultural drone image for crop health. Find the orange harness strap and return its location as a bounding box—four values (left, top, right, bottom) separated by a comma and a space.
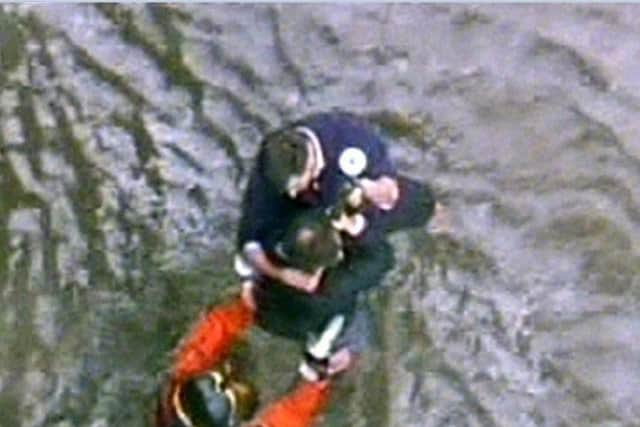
172, 297, 255, 382
253, 380, 331, 427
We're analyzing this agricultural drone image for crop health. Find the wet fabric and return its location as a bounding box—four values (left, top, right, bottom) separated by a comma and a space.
252, 241, 394, 342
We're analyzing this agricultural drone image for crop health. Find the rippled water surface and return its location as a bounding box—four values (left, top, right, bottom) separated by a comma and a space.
1, 4, 640, 427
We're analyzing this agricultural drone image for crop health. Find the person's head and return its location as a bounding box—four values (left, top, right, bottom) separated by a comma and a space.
171, 368, 258, 427
262, 127, 325, 198
276, 209, 343, 273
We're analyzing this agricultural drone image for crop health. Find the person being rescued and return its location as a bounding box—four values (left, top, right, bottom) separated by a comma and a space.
235, 112, 437, 342
157, 201, 356, 427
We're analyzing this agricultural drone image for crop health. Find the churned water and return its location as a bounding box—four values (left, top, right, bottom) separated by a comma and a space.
1, 4, 639, 427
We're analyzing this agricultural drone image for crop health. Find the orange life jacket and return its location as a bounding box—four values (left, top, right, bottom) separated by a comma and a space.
159, 296, 332, 427
251, 380, 331, 427
173, 297, 256, 382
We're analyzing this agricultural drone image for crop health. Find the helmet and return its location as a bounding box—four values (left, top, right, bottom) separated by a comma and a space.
172, 369, 258, 427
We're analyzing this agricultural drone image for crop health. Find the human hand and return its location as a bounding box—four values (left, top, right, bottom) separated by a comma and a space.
299, 315, 355, 381
279, 268, 323, 293
428, 202, 452, 235
242, 241, 324, 293
331, 212, 367, 237
326, 347, 354, 376
358, 176, 399, 211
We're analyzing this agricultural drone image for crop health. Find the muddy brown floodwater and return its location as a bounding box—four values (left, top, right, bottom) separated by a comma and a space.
1, 4, 640, 427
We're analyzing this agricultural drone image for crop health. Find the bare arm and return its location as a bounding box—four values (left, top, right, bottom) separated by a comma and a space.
242, 242, 323, 293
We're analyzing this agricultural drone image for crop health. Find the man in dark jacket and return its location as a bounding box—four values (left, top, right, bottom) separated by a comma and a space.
236, 112, 435, 341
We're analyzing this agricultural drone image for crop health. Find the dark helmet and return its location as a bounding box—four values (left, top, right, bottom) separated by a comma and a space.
172, 369, 258, 427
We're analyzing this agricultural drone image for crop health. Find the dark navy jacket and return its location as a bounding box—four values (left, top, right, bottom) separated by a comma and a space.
237, 112, 434, 340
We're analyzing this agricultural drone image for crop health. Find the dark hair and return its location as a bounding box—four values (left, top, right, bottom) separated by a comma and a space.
277, 209, 342, 272
262, 129, 309, 194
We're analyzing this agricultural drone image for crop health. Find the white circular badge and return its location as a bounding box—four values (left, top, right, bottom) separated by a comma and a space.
338, 147, 367, 177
